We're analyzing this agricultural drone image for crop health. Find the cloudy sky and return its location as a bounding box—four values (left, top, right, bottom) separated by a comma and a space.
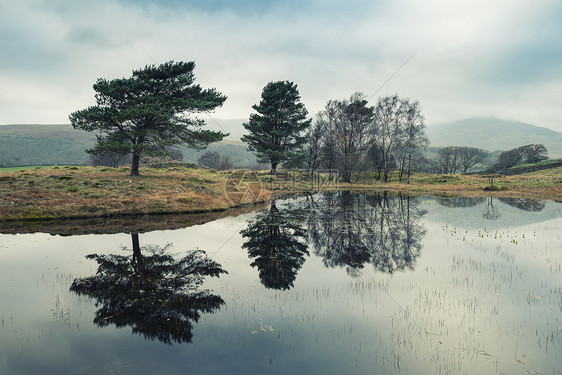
1, 0, 561, 133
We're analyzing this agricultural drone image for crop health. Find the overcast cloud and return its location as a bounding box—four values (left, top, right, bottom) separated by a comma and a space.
1, 0, 561, 132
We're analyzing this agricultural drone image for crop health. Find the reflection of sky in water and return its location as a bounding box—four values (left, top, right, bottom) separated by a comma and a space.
0, 195, 561, 374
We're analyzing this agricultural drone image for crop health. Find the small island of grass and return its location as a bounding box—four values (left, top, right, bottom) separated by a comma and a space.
0, 165, 269, 221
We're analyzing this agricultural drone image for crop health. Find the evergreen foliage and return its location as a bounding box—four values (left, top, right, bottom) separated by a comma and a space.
69, 61, 227, 176
241, 81, 311, 174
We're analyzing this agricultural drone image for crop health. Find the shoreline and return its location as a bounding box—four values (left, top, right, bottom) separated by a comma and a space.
1, 166, 561, 223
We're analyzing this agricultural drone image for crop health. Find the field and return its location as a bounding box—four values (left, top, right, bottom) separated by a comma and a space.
0, 165, 48, 172
0, 166, 269, 221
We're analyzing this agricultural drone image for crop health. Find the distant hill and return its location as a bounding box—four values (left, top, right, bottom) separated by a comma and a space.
0, 124, 96, 166
427, 118, 562, 157
203, 118, 247, 140
0, 123, 258, 167
179, 139, 261, 168
5, 118, 561, 167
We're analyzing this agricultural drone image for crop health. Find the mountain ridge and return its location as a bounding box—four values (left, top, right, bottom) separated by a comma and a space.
3, 117, 562, 166
0, 123, 256, 167
427, 117, 562, 157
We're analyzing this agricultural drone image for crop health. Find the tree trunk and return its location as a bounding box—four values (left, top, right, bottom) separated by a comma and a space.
270, 162, 278, 175
407, 153, 412, 184
131, 152, 141, 176
398, 152, 406, 182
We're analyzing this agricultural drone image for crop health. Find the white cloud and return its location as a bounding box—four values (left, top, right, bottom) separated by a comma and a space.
0, 0, 561, 132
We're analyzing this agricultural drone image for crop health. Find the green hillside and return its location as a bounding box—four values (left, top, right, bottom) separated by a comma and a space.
427, 118, 562, 157
0, 123, 259, 168
179, 139, 261, 168
0, 124, 96, 166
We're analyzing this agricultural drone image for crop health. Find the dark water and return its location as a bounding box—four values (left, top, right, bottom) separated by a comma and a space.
1, 192, 561, 374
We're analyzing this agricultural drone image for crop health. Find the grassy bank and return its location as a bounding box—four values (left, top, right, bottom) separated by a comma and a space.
1, 166, 561, 222
349, 168, 562, 201
266, 167, 562, 202
0, 166, 269, 221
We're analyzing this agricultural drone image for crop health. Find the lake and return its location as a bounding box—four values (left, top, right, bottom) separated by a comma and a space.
1, 191, 561, 374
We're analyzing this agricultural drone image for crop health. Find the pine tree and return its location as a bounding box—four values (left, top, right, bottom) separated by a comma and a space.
241, 81, 311, 174
70, 61, 227, 176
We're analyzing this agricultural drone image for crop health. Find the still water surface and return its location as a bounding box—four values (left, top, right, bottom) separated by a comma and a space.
1, 192, 561, 374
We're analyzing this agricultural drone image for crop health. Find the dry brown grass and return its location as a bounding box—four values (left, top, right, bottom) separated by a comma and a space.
327, 168, 562, 201
266, 168, 562, 202
0, 166, 270, 221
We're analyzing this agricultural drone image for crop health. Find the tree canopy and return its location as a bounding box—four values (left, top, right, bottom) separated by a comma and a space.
493, 143, 548, 170
241, 81, 311, 174
69, 61, 227, 176
197, 150, 222, 169
436, 146, 489, 174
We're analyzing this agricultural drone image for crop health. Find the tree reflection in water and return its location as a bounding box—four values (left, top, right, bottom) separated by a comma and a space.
241, 191, 427, 286
436, 196, 485, 208
307, 191, 374, 275
483, 196, 501, 220
308, 191, 427, 275
70, 233, 227, 345
240, 200, 309, 290
498, 197, 545, 212
436, 196, 545, 221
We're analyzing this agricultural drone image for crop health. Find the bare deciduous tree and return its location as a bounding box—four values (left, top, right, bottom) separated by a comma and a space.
457, 146, 489, 173
394, 99, 428, 182
519, 144, 548, 164
371, 95, 403, 182
304, 93, 427, 183
323, 93, 374, 182
197, 151, 221, 169
436, 146, 460, 174
306, 114, 327, 172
